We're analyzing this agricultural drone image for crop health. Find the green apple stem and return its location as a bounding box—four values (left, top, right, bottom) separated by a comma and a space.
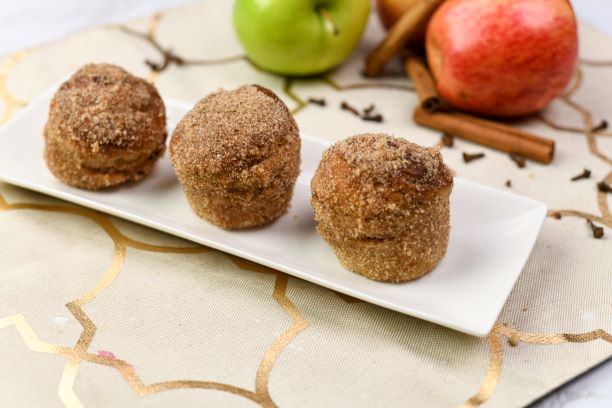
316, 5, 339, 36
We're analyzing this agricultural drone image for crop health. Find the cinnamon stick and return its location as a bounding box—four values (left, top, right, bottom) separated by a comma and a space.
414, 107, 555, 163
365, 0, 445, 77
404, 56, 442, 112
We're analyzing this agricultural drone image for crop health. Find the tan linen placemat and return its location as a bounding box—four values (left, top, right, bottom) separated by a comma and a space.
1, 1, 611, 407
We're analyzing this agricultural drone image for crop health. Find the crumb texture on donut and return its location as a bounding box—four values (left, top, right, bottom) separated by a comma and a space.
170, 84, 300, 230
311, 133, 453, 282
44, 63, 167, 190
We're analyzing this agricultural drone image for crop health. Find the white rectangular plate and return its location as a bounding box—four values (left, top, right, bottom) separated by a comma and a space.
0, 88, 547, 337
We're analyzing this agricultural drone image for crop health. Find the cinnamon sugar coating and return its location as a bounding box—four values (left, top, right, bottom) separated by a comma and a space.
311, 133, 453, 282
44, 63, 167, 190
169, 85, 300, 229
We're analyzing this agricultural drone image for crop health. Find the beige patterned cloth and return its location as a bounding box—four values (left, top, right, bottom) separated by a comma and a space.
1, 2, 611, 407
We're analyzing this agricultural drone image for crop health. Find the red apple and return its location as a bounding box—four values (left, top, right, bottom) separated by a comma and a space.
376, 0, 427, 47
426, 0, 578, 117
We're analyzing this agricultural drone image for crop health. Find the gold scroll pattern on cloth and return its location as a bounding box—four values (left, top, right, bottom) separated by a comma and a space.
0, 197, 309, 407
1, 2, 612, 407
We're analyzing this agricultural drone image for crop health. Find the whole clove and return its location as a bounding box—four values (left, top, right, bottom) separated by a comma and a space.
570, 168, 591, 181
362, 113, 384, 122
340, 101, 360, 116
592, 119, 608, 132
505, 179, 512, 188
587, 219, 604, 239
362, 104, 384, 122
509, 153, 526, 168
145, 59, 163, 72
597, 181, 612, 193
308, 97, 326, 106
169, 50, 185, 65
462, 152, 485, 163
441, 132, 454, 147
340, 101, 384, 122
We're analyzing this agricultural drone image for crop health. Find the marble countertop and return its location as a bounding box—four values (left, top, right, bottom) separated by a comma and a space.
1, 1, 610, 407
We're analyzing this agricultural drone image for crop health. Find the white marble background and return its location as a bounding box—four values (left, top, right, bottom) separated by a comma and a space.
1, 0, 610, 407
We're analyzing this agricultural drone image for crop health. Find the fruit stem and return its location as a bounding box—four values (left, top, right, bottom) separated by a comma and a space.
316, 5, 339, 36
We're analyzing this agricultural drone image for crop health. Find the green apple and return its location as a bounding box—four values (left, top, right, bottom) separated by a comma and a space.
233, 0, 370, 76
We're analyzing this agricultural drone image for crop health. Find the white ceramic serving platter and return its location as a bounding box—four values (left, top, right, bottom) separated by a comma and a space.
0, 88, 547, 337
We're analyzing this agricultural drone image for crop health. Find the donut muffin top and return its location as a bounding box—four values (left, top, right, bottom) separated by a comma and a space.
170, 84, 299, 185
47, 63, 166, 152
330, 133, 450, 186
311, 133, 453, 239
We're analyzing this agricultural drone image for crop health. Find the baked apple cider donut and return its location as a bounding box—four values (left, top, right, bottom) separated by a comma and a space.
44, 63, 167, 190
170, 85, 300, 229
311, 133, 453, 282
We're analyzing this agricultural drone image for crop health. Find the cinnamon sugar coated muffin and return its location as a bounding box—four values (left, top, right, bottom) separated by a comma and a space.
311, 133, 453, 282
169, 85, 300, 229
44, 63, 167, 190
